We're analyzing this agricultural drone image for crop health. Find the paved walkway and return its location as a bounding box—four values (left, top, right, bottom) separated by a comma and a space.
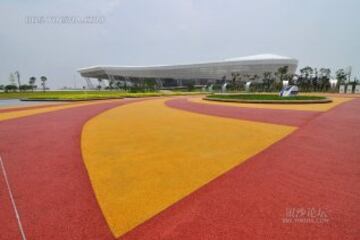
0, 97, 359, 239
0, 100, 138, 239
124, 98, 360, 239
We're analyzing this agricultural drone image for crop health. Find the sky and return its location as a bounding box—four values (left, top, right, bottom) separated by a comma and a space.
0, 0, 359, 89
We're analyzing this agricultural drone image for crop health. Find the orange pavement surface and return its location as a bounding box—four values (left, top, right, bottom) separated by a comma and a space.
82, 98, 295, 237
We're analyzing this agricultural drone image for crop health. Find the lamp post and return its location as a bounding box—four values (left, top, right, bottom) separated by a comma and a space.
14, 71, 21, 89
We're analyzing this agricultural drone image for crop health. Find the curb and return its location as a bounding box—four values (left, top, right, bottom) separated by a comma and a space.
20, 97, 124, 102
203, 97, 332, 104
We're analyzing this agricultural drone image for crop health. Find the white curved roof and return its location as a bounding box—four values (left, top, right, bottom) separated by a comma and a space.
78, 54, 297, 72
78, 54, 298, 80
224, 54, 293, 62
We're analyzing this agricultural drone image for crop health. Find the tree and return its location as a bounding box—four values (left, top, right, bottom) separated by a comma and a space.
263, 72, 273, 91
336, 69, 347, 85
108, 79, 115, 89
319, 68, 331, 78
185, 80, 195, 92
354, 77, 360, 84
251, 74, 260, 82
299, 66, 313, 91
274, 66, 289, 90
5, 85, 18, 92
144, 78, 156, 90
40, 76, 47, 92
230, 72, 244, 91
116, 81, 122, 89
311, 68, 319, 91
277, 66, 289, 81
300, 66, 313, 78
319, 68, 331, 91
276, 66, 289, 91
97, 78, 102, 90
231, 72, 237, 86
29, 76, 36, 92
19, 84, 32, 91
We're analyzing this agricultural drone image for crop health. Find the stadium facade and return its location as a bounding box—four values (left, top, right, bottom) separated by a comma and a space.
78, 54, 298, 89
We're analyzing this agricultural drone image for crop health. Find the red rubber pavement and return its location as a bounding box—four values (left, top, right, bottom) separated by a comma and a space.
0, 99, 140, 240
0, 160, 23, 240
1, 97, 359, 239
122, 98, 360, 239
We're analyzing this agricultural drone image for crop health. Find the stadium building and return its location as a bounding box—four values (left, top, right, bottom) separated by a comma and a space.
78, 54, 298, 89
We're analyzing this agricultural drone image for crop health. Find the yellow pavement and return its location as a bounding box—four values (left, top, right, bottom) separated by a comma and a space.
0, 102, 61, 110
81, 98, 296, 237
189, 96, 352, 111
0, 99, 123, 122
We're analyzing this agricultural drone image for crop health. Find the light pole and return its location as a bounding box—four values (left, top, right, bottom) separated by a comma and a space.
14, 71, 21, 89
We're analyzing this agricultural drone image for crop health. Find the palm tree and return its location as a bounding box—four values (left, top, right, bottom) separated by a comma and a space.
299, 66, 313, 91
311, 68, 319, 91
236, 73, 243, 91
276, 66, 289, 90
231, 72, 242, 91
29, 76, 36, 92
40, 76, 47, 92
319, 68, 331, 91
263, 72, 272, 91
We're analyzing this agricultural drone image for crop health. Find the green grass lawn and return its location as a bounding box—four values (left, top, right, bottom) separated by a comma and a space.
207, 94, 326, 101
0, 91, 204, 100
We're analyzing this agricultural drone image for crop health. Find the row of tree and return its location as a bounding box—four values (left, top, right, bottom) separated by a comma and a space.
1, 73, 48, 92
97, 77, 158, 91
227, 66, 358, 92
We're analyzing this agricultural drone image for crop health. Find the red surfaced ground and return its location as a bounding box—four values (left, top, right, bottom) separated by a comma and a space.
166, 98, 320, 126
122, 99, 360, 240
1, 97, 359, 240
0, 99, 140, 240
0, 161, 23, 240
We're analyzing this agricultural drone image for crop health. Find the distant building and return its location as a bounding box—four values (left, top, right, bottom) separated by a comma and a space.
78, 54, 298, 89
